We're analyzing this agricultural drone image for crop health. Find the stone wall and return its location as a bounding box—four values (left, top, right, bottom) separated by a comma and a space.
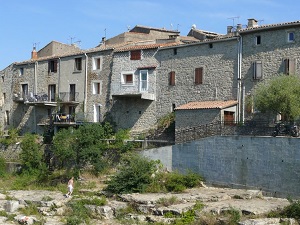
143, 136, 300, 198
155, 38, 239, 119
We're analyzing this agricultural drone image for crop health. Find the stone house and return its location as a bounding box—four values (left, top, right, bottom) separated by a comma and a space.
238, 19, 300, 122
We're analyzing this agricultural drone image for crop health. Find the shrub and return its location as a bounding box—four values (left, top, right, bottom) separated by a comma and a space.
157, 196, 180, 207
105, 153, 159, 194
0, 156, 7, 177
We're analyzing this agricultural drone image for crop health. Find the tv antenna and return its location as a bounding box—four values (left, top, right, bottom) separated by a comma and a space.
69, 36, 76, 45
228, 16, 240, 26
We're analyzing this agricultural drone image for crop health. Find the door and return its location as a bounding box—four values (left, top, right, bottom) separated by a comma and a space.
139, 70, 148, 92
94, 104, 101, 122
70, 84, 76, 101
48, 85, 56, 102
224, 111, 235, 125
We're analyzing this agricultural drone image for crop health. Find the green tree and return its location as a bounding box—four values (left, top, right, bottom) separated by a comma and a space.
254, 75, 300, 121
20, 133, 45, 174
52, 123, 114, 176
105, 153, 160, 194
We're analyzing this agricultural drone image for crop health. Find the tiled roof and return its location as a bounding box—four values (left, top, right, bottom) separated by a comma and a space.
175, 100, 238, 110
240, 20, 300, 33
130, 25, 180, 34
114, 42, 180, 52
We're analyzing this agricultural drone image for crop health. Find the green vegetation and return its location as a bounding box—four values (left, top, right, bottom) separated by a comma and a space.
0, 128, 19, 146
254, 75, 300, 121
268, 199, 300, 223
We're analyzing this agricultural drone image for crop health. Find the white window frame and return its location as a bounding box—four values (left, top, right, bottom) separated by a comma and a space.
92, 80, 102, 95
253, 61, 262, 80
287, 31, 295, 42
139, 70, 148, 92
92, 56, 103, 71
19, 67, 24, 76
93, 104, 101, 122
121, 71, 134, 86
255, 35, 261, 45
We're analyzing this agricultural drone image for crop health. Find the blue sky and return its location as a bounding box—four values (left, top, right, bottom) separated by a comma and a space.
1, 0, 300, 70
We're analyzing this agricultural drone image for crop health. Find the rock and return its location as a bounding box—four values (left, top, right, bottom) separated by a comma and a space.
4, 200, 19, 212
14, 215, 39, 225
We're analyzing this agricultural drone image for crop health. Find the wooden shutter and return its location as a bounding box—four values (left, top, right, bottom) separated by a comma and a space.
53, 60, 58, 72
195, 68, 203, 84
130, 50, 141, 60
253, 61, 262, 79
284, 59, 289, 75
169, 71, 175, 86
289, 59, 296, 75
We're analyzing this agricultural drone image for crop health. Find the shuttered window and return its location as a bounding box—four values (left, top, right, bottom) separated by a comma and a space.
130, 50, 141, 60
75, 57, 82, 71
169, 71, 175, 86
284, 58, 296, 75
48, 59, 58, 73
195, 67, 203, 84
253, 61, 262, 79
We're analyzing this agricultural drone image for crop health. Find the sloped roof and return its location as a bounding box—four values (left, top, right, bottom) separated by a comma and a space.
175, 100, 238, 110
114, 42, 180, 52
239, 20, 300, 33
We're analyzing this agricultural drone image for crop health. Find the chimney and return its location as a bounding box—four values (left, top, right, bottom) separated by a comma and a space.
247, 18, 258, 28
227, 26, 233, 34
236, 24, 242, 31
31, 47, 38, 60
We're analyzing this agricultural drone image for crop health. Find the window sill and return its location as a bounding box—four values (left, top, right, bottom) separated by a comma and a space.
121, 83, 134, 86
73, 70, 82, 73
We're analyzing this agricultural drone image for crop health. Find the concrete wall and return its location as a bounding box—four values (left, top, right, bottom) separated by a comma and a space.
143, 136, 300, 198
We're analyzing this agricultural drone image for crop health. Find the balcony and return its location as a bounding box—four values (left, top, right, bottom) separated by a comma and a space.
14, 93, 57, 106
111, 81, 155, 100
59, 92, 79, 104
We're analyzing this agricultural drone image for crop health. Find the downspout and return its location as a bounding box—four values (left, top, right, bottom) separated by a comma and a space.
84, 53, 88, 118
58, 58, 61, 113
237, 36, 243, 123
34, 61, 38, 133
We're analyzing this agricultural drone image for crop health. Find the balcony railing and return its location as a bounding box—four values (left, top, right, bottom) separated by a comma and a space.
14, 93, 49, 103
111, 81, 155, 100
59, 92, 79, 102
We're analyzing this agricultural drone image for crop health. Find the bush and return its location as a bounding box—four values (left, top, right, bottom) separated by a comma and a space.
164, 171, 203, 192
0, 157, 7, 177
105, 153, 159, 194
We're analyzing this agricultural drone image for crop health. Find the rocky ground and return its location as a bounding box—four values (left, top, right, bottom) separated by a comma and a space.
0, 181, 297, 225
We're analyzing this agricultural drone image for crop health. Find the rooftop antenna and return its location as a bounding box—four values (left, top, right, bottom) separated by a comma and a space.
69, 36, 76, 45
32, 42, 40, 50
176, 24, 180, 31
127, 25, 131, 31
170, 23, 173, 30
258, 19, 264, 25
227, 16, 240, 27
104, 28, 106, 39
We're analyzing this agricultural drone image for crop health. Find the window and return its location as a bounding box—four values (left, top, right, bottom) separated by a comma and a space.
130, 50, 141, 60
209, 43, 213, 48
48, 84, 56, 102
19, 67, 24, 76
74, 57, 82, 71
69, 84, 76, 101
253, 61, 262, 79
122, 73, 134, 84
21, 84, 28, 98
169, 71, 175, 86
139, 70, 148, 92
48, 59, 58, 73
195, 67, 203, 84
5, 111, 9, 125
3, 93, 5, 101
284, 58, 296, 75
256, 35, 261, 45
288, 32, 295, 42
173, 48, 177, 55
92, 82, 101, 94
93, 57, 102, 70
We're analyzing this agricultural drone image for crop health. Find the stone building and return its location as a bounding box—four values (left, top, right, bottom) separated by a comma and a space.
238, 19, 300, 122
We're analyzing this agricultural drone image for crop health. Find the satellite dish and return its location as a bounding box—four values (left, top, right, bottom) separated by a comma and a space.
191, 24, 196, 29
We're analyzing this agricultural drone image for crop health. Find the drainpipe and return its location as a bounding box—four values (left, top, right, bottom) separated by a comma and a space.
58, 58, 61, 100
84, 53, 88, 118
237, 36, 243, 123
34, 61, 38, 133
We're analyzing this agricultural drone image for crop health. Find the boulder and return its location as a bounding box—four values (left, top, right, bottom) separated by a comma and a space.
4, 200, 19, 212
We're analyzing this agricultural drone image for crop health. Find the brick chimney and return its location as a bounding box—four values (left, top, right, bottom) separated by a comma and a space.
247, 19, 258, 28
31, 47, 38, 60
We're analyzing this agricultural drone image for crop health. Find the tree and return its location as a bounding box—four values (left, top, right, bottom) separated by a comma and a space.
254, 75, 300, 121
52, 123, 114, 175
20, 133, 45, 174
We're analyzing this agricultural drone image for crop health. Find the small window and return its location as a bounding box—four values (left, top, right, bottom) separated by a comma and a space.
173, 48, 177, 55
92, 82, 101, 94
74, 57, 82, 71
122, 73, 133, 84
21, 84, 29, 98
3, 93, 5, 100
209, 43, 213, 48
253, 61, 262, 79
288, 32, 295, 42
19, 67, 24, 76
195, 67, 203, 84
48, 59, 58, 73
130, 50, 141, 60
169, 71, 175, 86
256, 35, 261, 45
93, 57, 102, 70
5, 110, 9, 125
284, 58, 296, 75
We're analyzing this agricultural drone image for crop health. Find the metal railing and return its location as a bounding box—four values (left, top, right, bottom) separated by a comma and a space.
111, 80, 154, 96
59, 92, 79, 102
175, 120, 275, 144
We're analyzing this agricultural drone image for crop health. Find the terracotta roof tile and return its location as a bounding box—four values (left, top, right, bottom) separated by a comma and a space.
115, 42, 180, 52
240, 20, 300, 33
175, 100, 238, 110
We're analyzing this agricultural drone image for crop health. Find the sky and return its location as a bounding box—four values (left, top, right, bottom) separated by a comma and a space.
1, 0, 300, 70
